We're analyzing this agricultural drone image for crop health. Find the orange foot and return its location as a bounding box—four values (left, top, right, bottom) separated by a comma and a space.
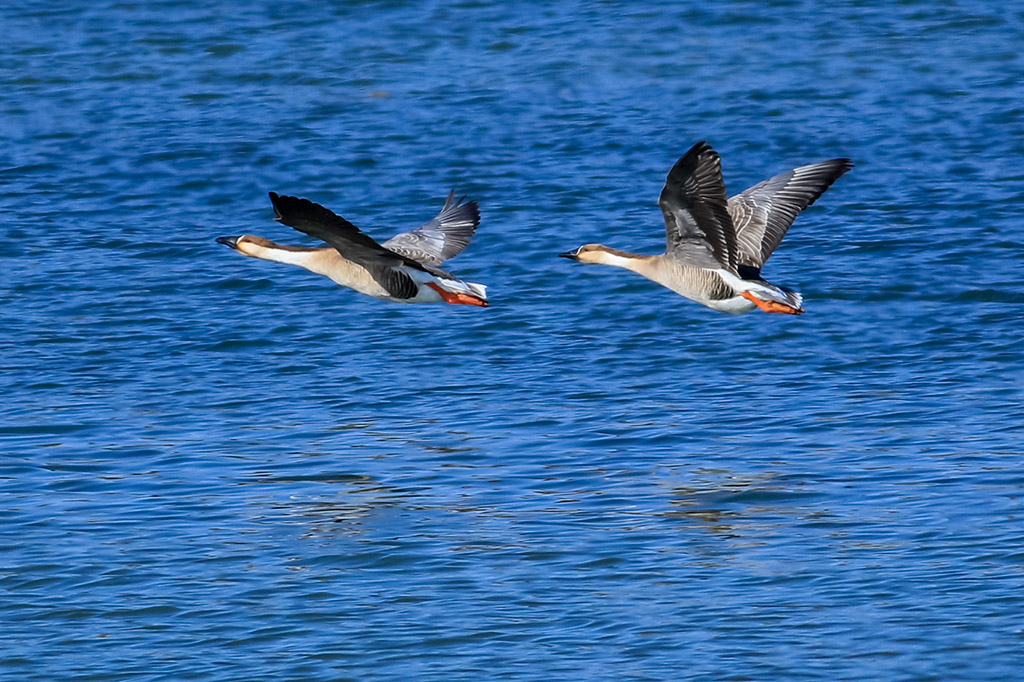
740, 291, 804, 315
426, 282, 489, 307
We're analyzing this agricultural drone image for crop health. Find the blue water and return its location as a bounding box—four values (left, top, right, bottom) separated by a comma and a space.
3, 1, 1024, 680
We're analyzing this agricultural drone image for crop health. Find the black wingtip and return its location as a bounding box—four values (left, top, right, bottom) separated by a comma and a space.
835, 158, 855, 182
466, 200, 481, 229
447, 189, 478, 215
685, 140, 713, 159
671, 140, 719, 178
809, 158, 855, 202
267, 191, 285, 221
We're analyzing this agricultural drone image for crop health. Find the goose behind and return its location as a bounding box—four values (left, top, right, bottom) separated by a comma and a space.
560, 141, 852, 314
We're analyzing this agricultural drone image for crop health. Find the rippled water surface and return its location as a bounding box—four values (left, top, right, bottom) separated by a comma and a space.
3, 1, 1024, 680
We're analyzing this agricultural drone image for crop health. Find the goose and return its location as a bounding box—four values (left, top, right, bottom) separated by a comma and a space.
217, 190, 488, 307
559, 141, 852, 314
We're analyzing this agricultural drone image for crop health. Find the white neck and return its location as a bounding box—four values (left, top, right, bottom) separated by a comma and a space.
592, 249, 646, 272
244, 243, 323, 272
239, 241, 374, 291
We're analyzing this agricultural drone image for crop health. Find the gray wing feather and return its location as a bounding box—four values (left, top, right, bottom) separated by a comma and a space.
729, 158, 852, 269
382, 190, 481, 266
268, 192, 420, 299
659, 141, 738, 273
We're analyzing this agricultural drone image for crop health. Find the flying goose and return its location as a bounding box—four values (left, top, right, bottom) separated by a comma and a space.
560, 141, 852, 314
217, 190, 488, 306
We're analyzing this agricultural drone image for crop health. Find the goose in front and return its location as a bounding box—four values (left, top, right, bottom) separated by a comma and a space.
217, 190, 488, 307
560, 141, 852, 314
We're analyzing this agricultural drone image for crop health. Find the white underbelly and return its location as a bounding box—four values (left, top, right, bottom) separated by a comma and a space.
703, 295, 757, 314
650, 271, 754, 314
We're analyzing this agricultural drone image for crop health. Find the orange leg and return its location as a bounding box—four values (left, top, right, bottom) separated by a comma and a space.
740, 291, 804, 315
426, 282, 489, 307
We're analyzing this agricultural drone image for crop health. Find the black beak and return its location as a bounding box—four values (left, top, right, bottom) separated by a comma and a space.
558, 250, 579, 261
216, 236, 239, 249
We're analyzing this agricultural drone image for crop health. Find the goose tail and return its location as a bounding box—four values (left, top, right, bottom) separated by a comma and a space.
743, 281, 803, 314
720, 270, 804, 314
424, 276, 489, 307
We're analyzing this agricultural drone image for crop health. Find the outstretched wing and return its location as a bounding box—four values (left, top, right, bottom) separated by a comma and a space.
729, 158, 853, 270
267, 192, 420, 299
382, 190, 480, 266
659, 141, 738, 273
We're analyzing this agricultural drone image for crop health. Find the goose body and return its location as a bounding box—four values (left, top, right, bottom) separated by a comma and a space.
217, 191, 488, 307
560, 142, 852, 314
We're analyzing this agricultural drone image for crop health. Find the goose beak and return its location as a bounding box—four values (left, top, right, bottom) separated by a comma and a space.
216, 236, 239, 249
558, 249, 579, 261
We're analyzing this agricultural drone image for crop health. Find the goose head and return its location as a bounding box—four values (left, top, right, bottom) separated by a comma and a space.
216, 235, 278, 258
558, 244, 606, 263
559, 243, 637, 265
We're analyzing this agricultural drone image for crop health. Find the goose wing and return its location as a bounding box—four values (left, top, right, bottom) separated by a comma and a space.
268, 192, 420, 299
659, 141, 738, 273
382, 190, 480, 266
729, 158, 853, 270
